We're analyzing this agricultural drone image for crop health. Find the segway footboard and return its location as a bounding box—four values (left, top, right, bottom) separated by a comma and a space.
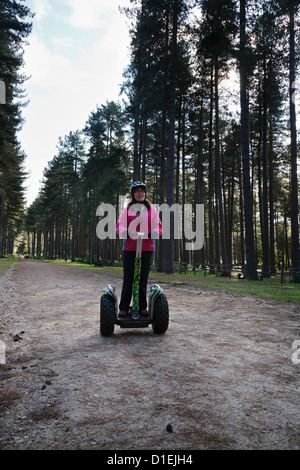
116, 315, 151, 329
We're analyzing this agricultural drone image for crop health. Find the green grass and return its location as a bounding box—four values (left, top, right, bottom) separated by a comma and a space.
25, 258, 300, 303
150, 271, 300, 303
0, 256, 17, 277
39, 258, 124, 273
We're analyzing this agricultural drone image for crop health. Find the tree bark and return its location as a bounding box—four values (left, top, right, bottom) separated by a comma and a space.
165, 2, 178, 274
289, 4, 300, 274
214, 58, 228, 273
239, 0, 258, 280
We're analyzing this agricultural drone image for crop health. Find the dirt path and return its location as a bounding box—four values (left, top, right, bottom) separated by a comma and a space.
0, 260, 299, 450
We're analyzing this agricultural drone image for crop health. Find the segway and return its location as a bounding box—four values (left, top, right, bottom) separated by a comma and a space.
100, 233, 169, 336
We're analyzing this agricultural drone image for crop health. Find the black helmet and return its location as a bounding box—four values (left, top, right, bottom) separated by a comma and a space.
130, 181, 146, 194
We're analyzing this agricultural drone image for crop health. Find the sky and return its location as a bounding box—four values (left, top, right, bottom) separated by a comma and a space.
18, 0, 132, 207
17, 1, 299, 208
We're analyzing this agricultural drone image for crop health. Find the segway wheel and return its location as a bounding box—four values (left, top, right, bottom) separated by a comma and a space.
100, 294, 115, 336
152, 293, 169, 334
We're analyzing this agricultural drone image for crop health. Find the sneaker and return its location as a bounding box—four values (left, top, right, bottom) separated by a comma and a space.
118, 310, 128, 317
139, 309, 149, 317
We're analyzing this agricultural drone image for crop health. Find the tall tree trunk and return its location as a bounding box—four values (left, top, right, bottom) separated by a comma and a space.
227, 153, 235, 267
71, 170, 77, 263
289, 4, 300, 274
32, 228, 36, 257
165, 2, 178, 274
181, 101, 186, 262
269, 122, 275, 274
257, 81, 263, 268
158, 100, 167, 272
158, 7, 169, 273
239, 0, 258, 280
262, 56, 270, 277
214, 58, 228, 273
133, 96, 141, 181
236, 146, 245, 266
208, 64, 215, 271
141, 117, 147, 182
194, 87, 204, 266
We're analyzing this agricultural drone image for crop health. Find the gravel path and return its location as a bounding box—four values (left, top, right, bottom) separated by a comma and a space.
0, 260, 299, 450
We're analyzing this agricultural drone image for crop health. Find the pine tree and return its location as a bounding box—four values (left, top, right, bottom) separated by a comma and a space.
239, 0, 258, 279
0, 0, 32, 254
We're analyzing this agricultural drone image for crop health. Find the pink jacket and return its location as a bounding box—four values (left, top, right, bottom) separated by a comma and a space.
116, 204, 162, 251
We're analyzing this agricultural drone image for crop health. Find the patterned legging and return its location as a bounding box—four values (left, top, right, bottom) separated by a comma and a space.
119, 251, 153, 312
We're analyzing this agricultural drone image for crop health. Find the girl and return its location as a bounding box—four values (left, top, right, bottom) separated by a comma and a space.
116, 182, 162, 317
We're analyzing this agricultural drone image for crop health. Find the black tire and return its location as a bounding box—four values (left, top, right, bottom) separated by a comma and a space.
152, 293, 169, 334
100, 294, 115, 336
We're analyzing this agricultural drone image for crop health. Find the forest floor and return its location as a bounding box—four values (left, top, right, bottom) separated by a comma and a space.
0, 259, 300, 450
